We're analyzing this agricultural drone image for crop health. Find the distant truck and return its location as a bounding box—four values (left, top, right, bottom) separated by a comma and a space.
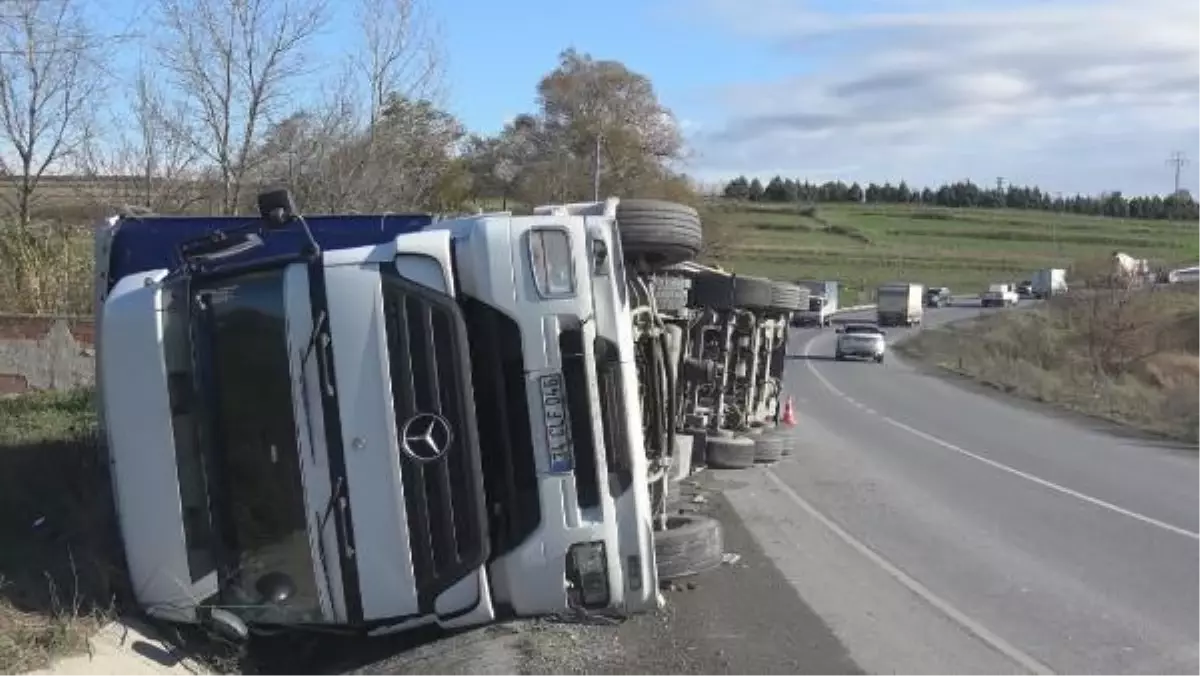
875, 282, 924, 327
981, 283, 1019, 307
793, 280, 839, 327
1030, 268, 1067, 299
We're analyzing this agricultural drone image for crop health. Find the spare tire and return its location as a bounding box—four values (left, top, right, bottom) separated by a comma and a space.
705, 435, 755, 469
733, 276, 774, 309
690, 272, 735, 311
616, 199, 703, 269
654, 514, 724, 581
767, 428, 794, 457
754, 433, 784, 463
770, 282, 804, 312
652, 275, 691, 312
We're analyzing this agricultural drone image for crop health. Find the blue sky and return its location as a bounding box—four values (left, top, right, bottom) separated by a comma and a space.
430, 0, 826, 135
433, 0, 1198, 195
91, 0, 1200, 196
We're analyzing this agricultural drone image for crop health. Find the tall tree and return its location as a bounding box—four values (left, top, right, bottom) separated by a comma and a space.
155, 0, 328, 214
747, 177, 764, 201
355, 0, 442, 131
534, 48, 683, 200
0, 0, 99, 226
78, 61, 201, 213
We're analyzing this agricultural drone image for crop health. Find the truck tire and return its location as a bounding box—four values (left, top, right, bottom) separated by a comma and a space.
689, 272, 735, 311
654, 514, 724, 581
764, 428, 794, 456
769, 281, 804, 312
754, 433, 784, 463
733, 275, 774, 309
653, 275, 691, 312
616, 199, 703, 269
705, 435, 755, 469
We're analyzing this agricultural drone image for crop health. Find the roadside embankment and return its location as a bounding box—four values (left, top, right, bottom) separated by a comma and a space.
897, 285, 1199, 443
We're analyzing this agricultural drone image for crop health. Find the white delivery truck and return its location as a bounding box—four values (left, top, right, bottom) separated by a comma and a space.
875, 282, 924, 327
1030, 268, 1067, 299
793, 280, 839, 327
981, 282, 1019, 307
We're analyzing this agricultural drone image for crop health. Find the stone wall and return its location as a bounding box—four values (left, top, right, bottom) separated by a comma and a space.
0, 314, 95, 395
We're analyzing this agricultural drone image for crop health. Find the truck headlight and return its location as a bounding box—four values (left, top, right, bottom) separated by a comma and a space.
566, 541, 610, 609
528, 228, 576, 298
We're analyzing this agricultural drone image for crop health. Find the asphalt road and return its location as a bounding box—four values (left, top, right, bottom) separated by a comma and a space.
746, 298, 1199, 674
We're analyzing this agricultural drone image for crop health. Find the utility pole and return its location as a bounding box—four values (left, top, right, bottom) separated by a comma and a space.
995, 176, 1005, 207
592, 133, 603, 202
1166, 151, 1188, 195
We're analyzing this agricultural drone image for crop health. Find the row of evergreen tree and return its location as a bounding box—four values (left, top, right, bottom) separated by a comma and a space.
721, 176, 1199, 221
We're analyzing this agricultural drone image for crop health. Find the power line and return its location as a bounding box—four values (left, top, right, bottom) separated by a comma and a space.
1166, 151, 1189, 195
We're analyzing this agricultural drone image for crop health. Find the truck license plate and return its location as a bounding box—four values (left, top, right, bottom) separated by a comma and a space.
539, 373, 573, 474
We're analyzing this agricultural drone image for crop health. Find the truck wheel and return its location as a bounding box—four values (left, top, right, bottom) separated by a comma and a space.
616, 199, 703, 269
689, 272, 735, 311
775, 431, 794, 456
733, 275, 774, 309
652, 275, 691, 312
763, 428, 793, 456
705, 435, 756, 469
769, 281, 804, 312
754, 433, 784, 463
654, 514, 724, 581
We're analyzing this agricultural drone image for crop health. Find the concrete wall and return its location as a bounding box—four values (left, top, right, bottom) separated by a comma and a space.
0, 314, 95, 395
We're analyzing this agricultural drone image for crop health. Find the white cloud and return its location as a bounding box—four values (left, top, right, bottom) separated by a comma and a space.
682, 0, 1200, 195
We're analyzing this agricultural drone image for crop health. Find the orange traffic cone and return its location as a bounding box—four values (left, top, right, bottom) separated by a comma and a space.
781, 396, 797, 426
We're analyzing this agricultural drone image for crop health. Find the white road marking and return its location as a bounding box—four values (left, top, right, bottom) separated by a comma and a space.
802, 334, 1200, 541
762, 468, 1055, 676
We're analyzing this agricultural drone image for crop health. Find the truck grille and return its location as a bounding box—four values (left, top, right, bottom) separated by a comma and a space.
459, 298, 542, 558
382, 272, 489, 614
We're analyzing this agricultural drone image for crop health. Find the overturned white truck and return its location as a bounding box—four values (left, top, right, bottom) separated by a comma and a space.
93, 191, 716, 641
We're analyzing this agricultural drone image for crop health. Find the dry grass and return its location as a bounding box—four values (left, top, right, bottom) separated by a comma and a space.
0, 389, 125, 673
0, 223, 93, 315
898, 284, 1199, 443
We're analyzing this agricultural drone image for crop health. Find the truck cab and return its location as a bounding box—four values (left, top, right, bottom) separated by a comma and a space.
94, 192, 658, 640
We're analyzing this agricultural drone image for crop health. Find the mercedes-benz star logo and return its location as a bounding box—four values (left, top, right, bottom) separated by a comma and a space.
400, 412, 453, 462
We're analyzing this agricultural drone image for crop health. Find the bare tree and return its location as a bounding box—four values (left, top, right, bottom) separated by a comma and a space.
354, 0, 443, 132
0, 0, 99, 227
250, 68, 363, 212
156, 0, 328, 215
77, 61, 202, 213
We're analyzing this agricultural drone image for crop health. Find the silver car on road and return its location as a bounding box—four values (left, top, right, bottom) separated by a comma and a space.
834, 323, 887, 363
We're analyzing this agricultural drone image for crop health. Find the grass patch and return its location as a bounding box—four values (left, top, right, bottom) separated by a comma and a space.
0, 388, 125, 674
700, 201, 1198, 305
897, 286, 1199, 443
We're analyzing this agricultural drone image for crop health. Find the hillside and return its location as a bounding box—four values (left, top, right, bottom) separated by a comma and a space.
702, 201, 1198, 305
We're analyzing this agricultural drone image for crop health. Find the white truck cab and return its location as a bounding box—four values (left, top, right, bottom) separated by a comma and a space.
94, 192, 657, 640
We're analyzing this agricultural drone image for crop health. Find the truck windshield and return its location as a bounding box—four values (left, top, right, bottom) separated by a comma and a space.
171, 267, 324, 625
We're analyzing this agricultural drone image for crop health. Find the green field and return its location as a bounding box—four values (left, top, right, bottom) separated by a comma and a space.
702, 201, 1199, 305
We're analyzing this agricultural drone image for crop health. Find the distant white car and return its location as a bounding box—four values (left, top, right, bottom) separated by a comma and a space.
835, 323, 887, 364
